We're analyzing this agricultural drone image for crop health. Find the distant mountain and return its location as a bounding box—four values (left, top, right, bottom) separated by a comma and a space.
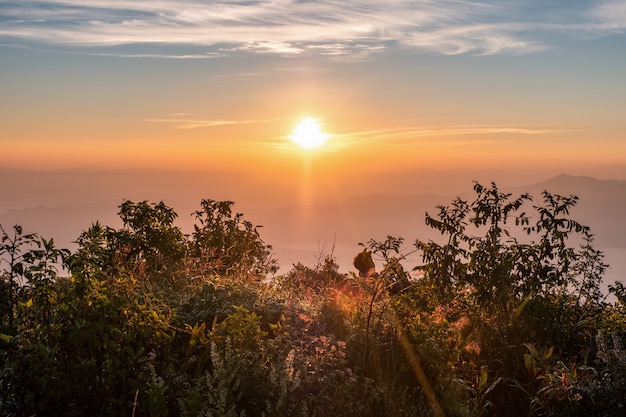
256, 174, 626, 287
530, 173, 626, 195
259, 174, 626, 249
1, 171, 624, 288
0, 167, 285, 215
0, 202, 122, 249
515, 174, 626, 249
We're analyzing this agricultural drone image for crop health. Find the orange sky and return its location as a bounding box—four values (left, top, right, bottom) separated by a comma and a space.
1, 1, 625, 186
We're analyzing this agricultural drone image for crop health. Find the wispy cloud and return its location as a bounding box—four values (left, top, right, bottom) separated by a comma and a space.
334, 125, 574, 144
591, 1, 626, 31
1, 1, 624, 58
265, 124, 572, 154
146, 115, 279, 129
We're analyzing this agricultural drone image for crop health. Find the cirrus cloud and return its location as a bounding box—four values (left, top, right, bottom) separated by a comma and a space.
1, 0, 625, 57
146, 114, 280, 129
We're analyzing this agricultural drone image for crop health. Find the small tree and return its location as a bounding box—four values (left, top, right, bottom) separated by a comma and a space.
188, 199, 277, 278
1, 225, 38, 328
66, 221, 115, 296
410, 182, 608, 415
22, 237, 70, 323
415, 182, 606, 312
112, 200, 186, 278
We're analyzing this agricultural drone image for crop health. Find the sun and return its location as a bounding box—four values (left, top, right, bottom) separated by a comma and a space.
289, 118, 328, 150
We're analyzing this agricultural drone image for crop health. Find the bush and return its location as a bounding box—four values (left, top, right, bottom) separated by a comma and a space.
1, 186, 623, 417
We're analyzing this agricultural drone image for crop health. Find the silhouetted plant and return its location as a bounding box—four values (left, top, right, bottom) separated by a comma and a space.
0, 225, 38, 329
188, 199, 278, 278
115, 200, 186, 278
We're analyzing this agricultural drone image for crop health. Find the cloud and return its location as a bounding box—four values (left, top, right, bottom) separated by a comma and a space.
590, 1, 626, 32
335, 125, 574, 144
146, 115, 279, 129
1, 0, 624, 58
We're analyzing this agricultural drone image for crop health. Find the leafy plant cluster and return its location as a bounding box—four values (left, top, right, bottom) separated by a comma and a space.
1, 184, 625, 416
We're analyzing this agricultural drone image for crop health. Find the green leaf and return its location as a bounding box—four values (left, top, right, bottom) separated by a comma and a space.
478, 365, 489, 391
542, 346, 554, 360
513, 293, 533, 321
484, 377, 503, 396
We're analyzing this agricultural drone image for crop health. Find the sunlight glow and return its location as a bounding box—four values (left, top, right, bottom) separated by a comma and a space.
289, 118, 329, 150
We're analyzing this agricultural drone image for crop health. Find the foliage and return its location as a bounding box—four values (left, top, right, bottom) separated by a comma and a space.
455, 365, 503, 417
1, 225, 39, 329
406, 182, 618, 415
275, 254, 347, 294
188, 199, 278, 278
112, 200, 187, 278
1, 185, 625, 417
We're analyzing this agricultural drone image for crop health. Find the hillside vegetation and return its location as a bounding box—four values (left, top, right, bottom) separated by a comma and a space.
1, 183, 625, 416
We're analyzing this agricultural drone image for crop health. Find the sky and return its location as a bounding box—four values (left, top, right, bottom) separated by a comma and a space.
1, 0, 626, 187
2, 0, 626, 281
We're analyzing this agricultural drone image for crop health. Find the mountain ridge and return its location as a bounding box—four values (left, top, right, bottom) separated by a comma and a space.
1, 172, 624, 286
